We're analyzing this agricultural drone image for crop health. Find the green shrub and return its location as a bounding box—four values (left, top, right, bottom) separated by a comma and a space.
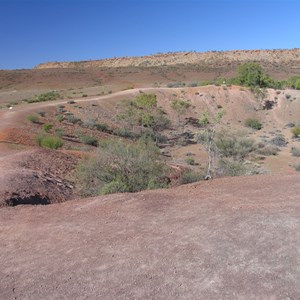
76, 139, 168, 196
67, 115, 82, 124
199, 80, 212, 86
179, 170, 203, 184
187, 82, 198, 87
94, 123, 109, 132
27, 115, 39, 123
186, 157, 195, 165
198, 111, 210, 127
84, 119, 96, 129
217, 159, 247, 177
36, 135, 63, 149
215, 130, 256, 160
167, 82, 186, 88
26, 91, 60, 103
236, 63, 270, 88
80, 135, 98, 147
55, 128, 64, 137
43, 123, 53, 133
113, 128, 138, 139
82, 94, 88, 97
245, 118, 262, 130
291, 126, 300, 138
56, 115, 64, 122
294, 78, 300, 90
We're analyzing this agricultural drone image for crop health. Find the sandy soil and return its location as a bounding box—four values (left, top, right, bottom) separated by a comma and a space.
1, 173, 300, 299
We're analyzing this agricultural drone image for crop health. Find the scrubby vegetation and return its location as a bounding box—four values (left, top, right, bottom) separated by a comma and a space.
245, 118, 262, 130
167, 81, 186, 88
36, 135, 63, 149
215, 130, 256, 160
193, 62, 300, 91
76, 138, 169, 196
217, 159, 247, 177
25, 91, 60, 103
80, 135, 98, 147
118, 93, 170, 142
291, 126, 300, 138
43, 123, 53, 133
20, 61, 300, 197
291, 147, 300, 157
179, 170, 203, 184
27, 115, 40, 124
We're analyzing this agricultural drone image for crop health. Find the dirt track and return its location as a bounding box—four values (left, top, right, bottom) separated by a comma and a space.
1, 173, 300, 299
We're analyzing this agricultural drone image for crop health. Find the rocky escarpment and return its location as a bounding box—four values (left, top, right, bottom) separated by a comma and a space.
35, 48, 300, 69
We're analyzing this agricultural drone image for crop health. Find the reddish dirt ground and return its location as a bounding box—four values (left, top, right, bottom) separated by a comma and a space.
1, 56, 300, 298
1, 173, 300, 299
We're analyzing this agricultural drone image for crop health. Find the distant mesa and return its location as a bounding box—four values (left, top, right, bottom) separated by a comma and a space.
35, 49, 300, 69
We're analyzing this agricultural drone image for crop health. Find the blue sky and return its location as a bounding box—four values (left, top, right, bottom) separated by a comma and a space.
0, 0, 299, 69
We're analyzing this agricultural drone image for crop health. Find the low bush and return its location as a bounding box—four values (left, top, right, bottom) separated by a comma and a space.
286, 122, 295, 128
270, 135, 287, 147
67, 115, 82, 124
94, 123, 109, 132
187, 82, 198, 87
84, 119, 96, 129
215, 130, 256, 160
256, 143, 279, 156
36, 135, 63, 149
179, 170, 203, 184
167, 82, 186, 88
56, 115, 64, 122
186, 157, 195, 165
199, 80, 212, 86
245, 118, 262, 130
27, 115, 39, 123
291, 126, 300, 138
294, 163, 300, 171
291, 147, 300, 157
80, 135, 98, 147
37, 111, 46, 117
113, 128, 138, 139
217, 159, 247, 177
76, 138, 168, 196
26, 91, 60, 103
198, 111, 210, 127
55, 128, 64, 137
43, 123, 53, 133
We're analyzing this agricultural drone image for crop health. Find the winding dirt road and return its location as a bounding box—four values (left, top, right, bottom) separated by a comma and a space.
0, 88, 163, 132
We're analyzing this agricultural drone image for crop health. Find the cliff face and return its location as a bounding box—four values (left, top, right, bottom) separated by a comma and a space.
35, 49, 300, 69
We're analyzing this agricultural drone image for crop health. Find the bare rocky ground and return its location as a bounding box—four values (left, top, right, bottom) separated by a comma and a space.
1, 173, 300, 299
0, 148, 77, 206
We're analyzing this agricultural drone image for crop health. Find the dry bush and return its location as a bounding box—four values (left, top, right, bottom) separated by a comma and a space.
76, 138, 169, 196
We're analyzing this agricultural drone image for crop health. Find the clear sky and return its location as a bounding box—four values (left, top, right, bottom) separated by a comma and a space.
0, 0, 299, 70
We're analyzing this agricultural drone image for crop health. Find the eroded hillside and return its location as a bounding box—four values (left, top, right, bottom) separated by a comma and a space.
35, 49, 300, 69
